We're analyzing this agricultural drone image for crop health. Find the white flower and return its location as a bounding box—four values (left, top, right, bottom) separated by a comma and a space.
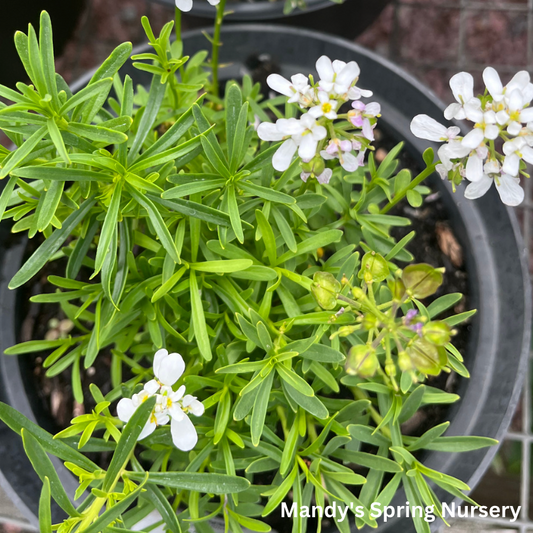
464, 145, 489, 182
348, 101, 381, 141
116, 349, 204, 452
347, 85, 373, 101
461, 108, 499, 148
309, 91, 338, 119
444, 72, 479, 121
257, 114, 327, 171
316, 56, 360, 96
301, 168, 333, 184
464, 160, 524, 206
267, 73, 313, 107
153, 348, 185, 387
502, 137, 533, 176
175, 0, 219, 11
495, 89, 533, 135
483, 67, 532, 103
410, 114, 460, 142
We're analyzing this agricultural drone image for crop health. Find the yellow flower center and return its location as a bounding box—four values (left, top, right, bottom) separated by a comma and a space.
322, 102, 332, 114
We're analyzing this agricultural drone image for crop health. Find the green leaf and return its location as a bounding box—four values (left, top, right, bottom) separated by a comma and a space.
47, 118, 70, 163
191, 259, 253, 273
255, 210, 277, 265
128, 472, 251, 494
406, 422, 450, 452
443, 309, 476, 326
11, 166, 113, 182
276, 365, 314, 397
333, 449, 402, 472
59, 78, 113, 115
39, 12, 58, 107
227, 184, 244, 243
190, 270, 212, 361
38, 477, 52, 533
283, 383, 328, 419
94, 182, 122, 275
9, 196, 96, 289
262, 464, 298, 516
276, 230, 342, 264
102, 396, 156, 492
251, 371, 274, 446
240, 181, 295, 205
35, 180, 63, 232
67, 122, 127, 144
399, 384, 425, 424
0, 125, 47, 179
427, 293, 463, 318
21, 429, 79, 516
420, 436, 498, 452
127, 185, 180, 263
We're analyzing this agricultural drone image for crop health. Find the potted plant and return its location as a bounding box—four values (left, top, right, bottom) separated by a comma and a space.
0, 6, 530, 533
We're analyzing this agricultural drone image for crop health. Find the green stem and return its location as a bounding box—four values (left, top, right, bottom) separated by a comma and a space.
175, 7, 182, 45
211, 0, 227, 97
380, 161, 437, 214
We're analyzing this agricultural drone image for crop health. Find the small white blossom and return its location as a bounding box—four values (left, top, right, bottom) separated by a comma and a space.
321, 139, 362, 172
175, 0, 219, 11
444, 72, 479, 121
410, 115, 460, 142
309, 91, 338, 119
483, 67, 532, 103
266, 73, 313, 107
316, 56, 360, 96
502, 137, 533, 176
116, 349, 203, 452
461, 108, 499, 147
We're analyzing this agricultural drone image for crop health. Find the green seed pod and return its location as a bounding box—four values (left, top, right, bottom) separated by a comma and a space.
388, 278, 406, 301
422, 321, 452, 346
311, 271, 341, 310
398, 350, 412, 372
351, 287, 366, 300
337, 325, 359, 337
359, 251, 390, 284
407, 338, 448, 376
401, 263, 444, 299
346, 344, 379, 378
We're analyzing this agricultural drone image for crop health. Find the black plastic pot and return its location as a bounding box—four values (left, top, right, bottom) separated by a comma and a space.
0, 25, 530, 531
153, 0, 391, 40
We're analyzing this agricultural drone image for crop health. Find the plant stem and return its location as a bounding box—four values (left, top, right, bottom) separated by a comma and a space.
380, 161, 437, 214
211, 0, 227, 97
175, 7, 182, 45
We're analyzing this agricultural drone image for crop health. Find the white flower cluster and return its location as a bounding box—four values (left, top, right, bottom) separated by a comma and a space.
117, 349, 204, 452
411, 68, 533, 206
257, 56, 380, 184
175, 0, 219, 12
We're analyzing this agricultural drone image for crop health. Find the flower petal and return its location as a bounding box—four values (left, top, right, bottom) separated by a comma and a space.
139, 419, 157, 440
520, 108, 533, 123
257, 122, 284, 142
267, 74, 293, 98
410, 114, 448, 142
155, 352, 185, 386
464, 175, 493, 200
483, 67, 503, 99
340, 152, 359, 172
273, 139, 297, 171
465, 153, 484, 182
496, 174, 524, 206
336, 61, 360, 87
502, 153, 520, 176
144, 380, 160, 395
117, 398, 135, 423
316, 56, 334, 83
316, 169, 333, 184
298, 135, 318, 161
461, 128, 484, 149
444, 103, 465, 121
507, 71, 530, 93
449, 72, 474, 103
171, 415, 198, 451
521, 145, 533, 164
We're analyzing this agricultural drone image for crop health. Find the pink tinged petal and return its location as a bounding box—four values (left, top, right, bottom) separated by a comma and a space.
461, 128, 485, 149
171, 415, 198, 451
316, 169, 333, 184
320, 150, 335, 161
175, 0, 193, 10
444, 103, 465, 121
350, 115, 364, 127
316, 56, 334, 82
465, 153, 484, 182
449, 72, 474, 103
156, 352, 185, 386
144, 380, 160, 395
507, 122, 522, 136
336, 61, 360, 87
464, 175, 493, 200
340, 152, 358, 172
273, 139, 298, 171
352, 100, 365, 111
266, 74, 293, 97
521, 145, 533, 164
507, 71, 530, 93
483, 67, 504, 99
484, 124, 500, 140
139, 419, 157, 440
298, 135, 318, 161
502, 153, 521, 176
117, 398, 135, 423
300, 172, 310, 182
365, 102, 381, 116
496, 174, 524, 206
520, 108, 533, 122
447, 126, 461, 139
410, 114, 448, 142
339, 140, 352, 152
257, 122, 284, 142
362, 119, 374, 141
325, 142, 339, 155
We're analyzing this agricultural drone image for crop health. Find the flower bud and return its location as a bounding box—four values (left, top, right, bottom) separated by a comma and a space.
359, 251, 389, 284
337, 325, 359, 337
311, 271, 341, 310
422, 321, 451, 346
346, 344, 379, 378
351, 287, 366, 300
401, 263, 444, 299
362, 314, 378, 330
407, 338, 448, 376
398, 350, 412, 371
385, 361, 396, 377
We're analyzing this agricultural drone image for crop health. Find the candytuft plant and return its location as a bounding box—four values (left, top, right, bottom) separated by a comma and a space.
0, 6, 528, 533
